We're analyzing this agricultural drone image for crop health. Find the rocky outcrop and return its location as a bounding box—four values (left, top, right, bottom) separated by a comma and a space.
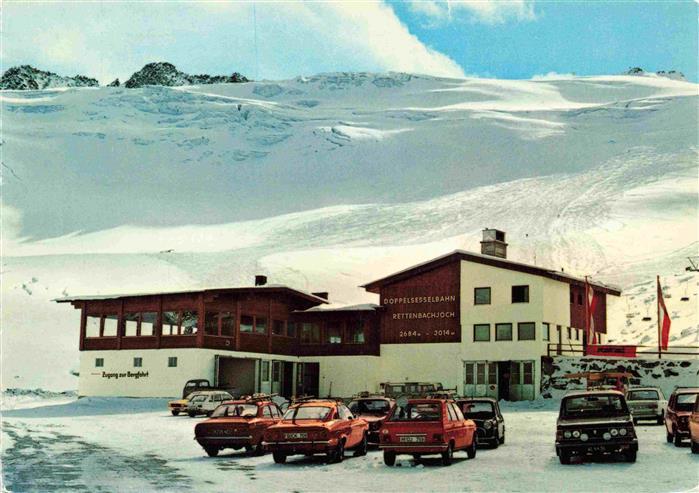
0, 65, 99, 90
625, 67, 686, 81
107, 78, 120, 87
124, 62, 249, 88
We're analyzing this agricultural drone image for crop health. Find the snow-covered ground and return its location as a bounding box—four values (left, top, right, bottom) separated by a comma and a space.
2, 396, 698, 492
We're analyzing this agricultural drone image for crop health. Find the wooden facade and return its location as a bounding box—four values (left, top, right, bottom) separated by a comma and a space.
63, 287, 380, 357
569, 285, 608, 334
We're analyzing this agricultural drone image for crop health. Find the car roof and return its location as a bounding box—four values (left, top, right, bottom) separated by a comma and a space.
563, 390, 624, 399
406, 398, 447, 404
294, 400, 337, 407
457, 397, 497, 403
627, 387, 661, 392
674, 388, 699, 394
222, 400, 267, 405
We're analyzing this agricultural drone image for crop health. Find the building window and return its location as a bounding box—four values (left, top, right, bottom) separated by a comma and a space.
523, 362, 534, 385
347, 320, 365, 344
474, 287, 491, 305
272, 361, 281, 382
103, 315, 119, 336
518, 322, 536, 341
512, 285, 529, 303
287, 322, 297, 338
134, 357, 143, 368
162, 311, 180, 335
240, 315, 254, 333
255, 317, 268, 335
300, 323, 321, 344
261, 360, 270, 381
168, 357, 178, 368
496, 323, 513, 341
272, 320, 286, 336
95, 358, 104, 368
123, 312, 157, 336
220, 312, 235, 337
473, 324, 491, 342
124, 313, 139, 336
464, 364, 474, 385
86, 315, 102, 337
566, 327, 572, 340
181, 311, 199, 335
326, 322, 342, 344
205, 311, 219, 335
542, 323, 550, 341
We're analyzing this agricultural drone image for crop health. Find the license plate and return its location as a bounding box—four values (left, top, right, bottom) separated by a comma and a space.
400, 436, 425, 443
285, 433, 307, 440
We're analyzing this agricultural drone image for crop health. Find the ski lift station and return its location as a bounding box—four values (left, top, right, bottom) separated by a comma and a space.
57, 229, 621, 401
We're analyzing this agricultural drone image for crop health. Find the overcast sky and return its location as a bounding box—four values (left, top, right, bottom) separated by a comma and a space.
2, 1, 697, 83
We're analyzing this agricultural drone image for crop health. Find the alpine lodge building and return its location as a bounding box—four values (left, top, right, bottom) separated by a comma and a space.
57, 229, 620, 401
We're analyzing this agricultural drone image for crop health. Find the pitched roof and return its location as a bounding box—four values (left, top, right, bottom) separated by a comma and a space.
362, 250, 621, 296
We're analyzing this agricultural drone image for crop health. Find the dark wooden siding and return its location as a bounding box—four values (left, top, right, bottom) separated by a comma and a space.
292, 310, 380, 356
569, 285, 607, 334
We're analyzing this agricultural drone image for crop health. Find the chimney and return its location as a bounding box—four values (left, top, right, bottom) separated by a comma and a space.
480, 228, 508, 259
254, 275, 267, 286
312, 291, 329, 300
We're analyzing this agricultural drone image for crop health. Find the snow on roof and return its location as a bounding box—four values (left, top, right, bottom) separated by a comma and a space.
362, 249, 621, 295
301, 303, 379, 313
53, 283, 329, 304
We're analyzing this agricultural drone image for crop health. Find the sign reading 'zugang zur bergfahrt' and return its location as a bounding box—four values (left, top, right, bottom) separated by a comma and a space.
381, 293, 460, 344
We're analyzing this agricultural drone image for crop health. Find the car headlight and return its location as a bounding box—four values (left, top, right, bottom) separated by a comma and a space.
564, 431, 572, 439
572, 430, 580, 438
619, 428, 628, 436
382, 429, 389, 435
484, 421, 493, 429
603, 432, 611, 441
580, 433, 589, 442
610, 429, 619, 436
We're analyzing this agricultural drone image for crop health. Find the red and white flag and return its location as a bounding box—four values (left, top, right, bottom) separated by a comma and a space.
658, 276, 671, 350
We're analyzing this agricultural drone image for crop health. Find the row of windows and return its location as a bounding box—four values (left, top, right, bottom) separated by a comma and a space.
472, 322, 536, 342
299, 321, 366, 345
95, 356, 178, 368
464, 361, 534, 385
473, 285, 529, 305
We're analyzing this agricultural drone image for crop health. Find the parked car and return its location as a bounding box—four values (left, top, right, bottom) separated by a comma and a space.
182, 379, 213, 399
168, 390, 205, 416
689, 396, 699, 454
379, 397, 477, 466
456, 397, 505, 447
347, 395, 395, 444
194, 395, 283, 456
187, 391, 234, 417
555, 390, 637, 464
380, 382, 444, 398
625, 387, 666, 425
665, 387, 699, 447
263, 399, 369, 464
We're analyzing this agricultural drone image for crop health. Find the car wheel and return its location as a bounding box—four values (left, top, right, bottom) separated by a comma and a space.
674, 432, 683, 447
691, 440, 699, 454
499, 433, 505, 445
657, 416, 664, 426
328, 440, 345, 464
624, 450, 637, 463
204, 447, 219, 457
467, 439, 477, 459
206, 411, 213, 417
492, 431, 500, 449
559, 451, 571, 465
441, 442, 454, 466
353, 434, 368, 457
188, 412, 196, 418
633, 418, 638, 425
383, 451, 396, 466
272, 452, 287, 464
667, 430, 673, 443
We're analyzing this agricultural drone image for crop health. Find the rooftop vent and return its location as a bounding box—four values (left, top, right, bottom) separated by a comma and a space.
255, 275, 268, 286
480, 228, 508, 259
312, 291, 329, 300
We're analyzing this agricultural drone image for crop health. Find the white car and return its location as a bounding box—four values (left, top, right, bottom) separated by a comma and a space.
186, 391, 234, 417
625, 387, 667, 425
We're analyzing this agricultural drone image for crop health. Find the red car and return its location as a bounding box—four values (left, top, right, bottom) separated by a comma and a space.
379, 398, 477, 466
263, 399, 369, 464
347, 395, 395, 444
194, 397, 283, 456
665, 387, 699, 446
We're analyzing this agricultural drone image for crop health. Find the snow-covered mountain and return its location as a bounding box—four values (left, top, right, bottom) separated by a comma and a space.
0, 65, 99, 90
123, 62, 248, 88
2, 72, 697, 391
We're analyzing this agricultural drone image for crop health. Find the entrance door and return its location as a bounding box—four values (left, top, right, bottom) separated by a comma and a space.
282, 361, 294, 399
296, 362, 320, 397
508, 361, 535, 401
271, 360, 282, 395
498, 361, 511, 401
463, 361, 498, 398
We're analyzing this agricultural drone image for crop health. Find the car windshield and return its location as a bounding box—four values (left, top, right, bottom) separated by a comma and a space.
212, 404, 258, 418
349, 399, 391, 415
562, 394, 628, 418
460, 401, 495, 418
283, 406, 332, 420
676, 393, 698, 412
627, 390, 659, 401
389, 402, 441, 422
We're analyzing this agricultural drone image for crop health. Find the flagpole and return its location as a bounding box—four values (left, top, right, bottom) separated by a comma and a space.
657, 275, 661, 360
584, 276, 589, 357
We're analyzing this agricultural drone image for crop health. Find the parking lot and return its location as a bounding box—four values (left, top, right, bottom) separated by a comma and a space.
2, 396, 698, 492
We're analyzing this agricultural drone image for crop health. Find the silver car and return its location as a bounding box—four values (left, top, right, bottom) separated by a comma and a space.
625, 387, 666, 425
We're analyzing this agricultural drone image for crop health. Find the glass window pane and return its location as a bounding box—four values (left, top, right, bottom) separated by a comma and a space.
255, 317, 267, 335
512, 285, 529, 303
523, 362, 534, 385
510, 362, 520, 384
542, 323, 550, 341
272, 320, 285, 336
181, 311, 199, 335
220, 312, 235, 337
261, 360, 270, 381
240, 315, 254, 333
141, 312, 157, 336
287, 322, 297, 338
162, 311, 179, 335
488, 363, 497, 384
476, 363, 486, 384
205, 311, 219, 335
474, 324, 490, 342
474, 287, 491, 305
464, 364, 474, 385
124, 313, 139, 336
103, 315, 118, 336
518, 322, 536, 341
326, 322, 342, 344
86, 315, 101, 337
496, 323, 512, 341
348, 320, 365, 344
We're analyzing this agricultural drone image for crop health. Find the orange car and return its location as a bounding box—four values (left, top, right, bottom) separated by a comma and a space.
263, 399, 369, 464
690, 395, 699, 454
194, 397, 283, 457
